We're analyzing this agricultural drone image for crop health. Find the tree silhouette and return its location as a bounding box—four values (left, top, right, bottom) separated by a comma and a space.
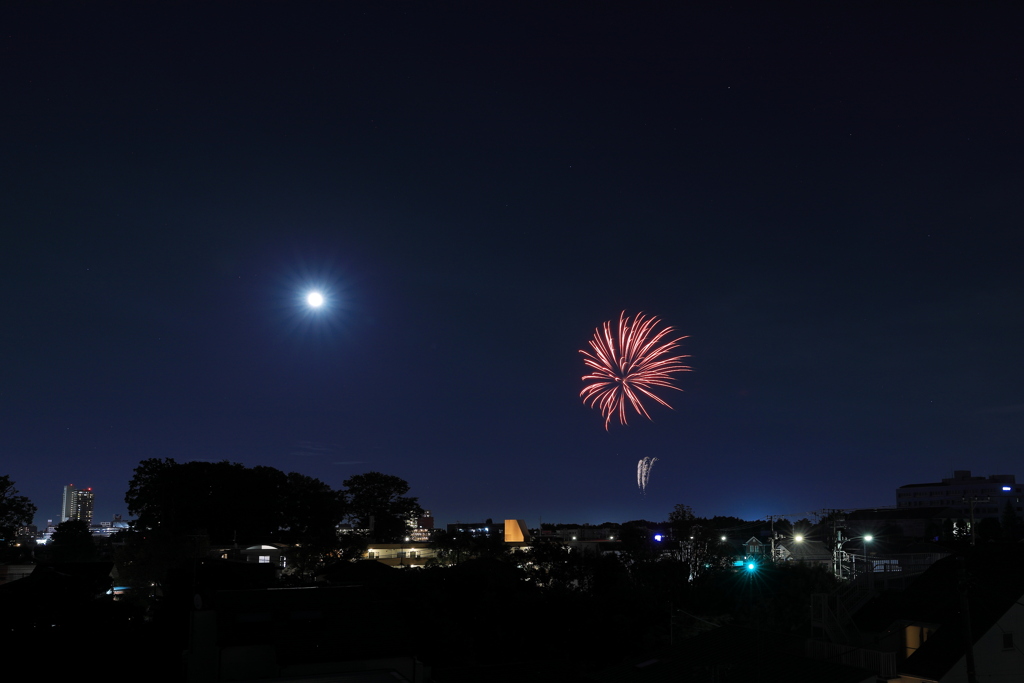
342, 471, 423, 542
278, 472, 346, 575
48, 519, 97, 562
0, 474, 36, 555
125, 458, 288, 545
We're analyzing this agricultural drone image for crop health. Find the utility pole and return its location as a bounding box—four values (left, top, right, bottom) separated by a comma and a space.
834, 516, 843, 579
824, 509, 847, 580
957, 556, 979, 683
960, 496, 990, 546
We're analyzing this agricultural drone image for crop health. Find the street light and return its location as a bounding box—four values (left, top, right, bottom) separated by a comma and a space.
859, 536, 873, 577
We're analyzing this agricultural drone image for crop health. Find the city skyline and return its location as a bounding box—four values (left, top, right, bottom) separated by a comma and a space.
3, 3, 1022, 528
20, 462, 1022, 532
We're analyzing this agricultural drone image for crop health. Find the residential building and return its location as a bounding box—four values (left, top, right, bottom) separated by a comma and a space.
60, 485, 74, 521
363, 542, 437, 567
781, 537, 833, 569
60, 484, 94, 525
896, 470, 1022, 521
408, 510, 435, 542
852, 545, 1024, 682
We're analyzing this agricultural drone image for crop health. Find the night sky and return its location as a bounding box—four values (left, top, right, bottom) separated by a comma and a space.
3, 3, 1023, 529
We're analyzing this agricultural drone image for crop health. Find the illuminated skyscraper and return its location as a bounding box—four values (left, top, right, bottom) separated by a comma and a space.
61, 484, 95, 525
61, 485, 75, 521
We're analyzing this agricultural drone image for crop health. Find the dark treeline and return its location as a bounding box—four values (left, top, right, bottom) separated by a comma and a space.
113, 461, 842, 678
8, 463, 1018, 680
1, 460, 845, 680
118, 458, 424, 583
125, 457, 423, 544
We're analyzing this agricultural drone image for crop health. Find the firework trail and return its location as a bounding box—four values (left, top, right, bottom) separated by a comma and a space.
637, 457, 658, 493
580, 311, 690, 430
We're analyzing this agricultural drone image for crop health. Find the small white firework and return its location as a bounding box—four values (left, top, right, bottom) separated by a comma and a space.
637, 456, 658, 493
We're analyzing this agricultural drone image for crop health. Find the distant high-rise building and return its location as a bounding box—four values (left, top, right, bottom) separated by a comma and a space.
61, 484, 95, 525
409, 510, 435, 542
61, 485, 75, 521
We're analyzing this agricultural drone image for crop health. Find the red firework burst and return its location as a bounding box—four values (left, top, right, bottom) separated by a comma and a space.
580, 311, 690, 430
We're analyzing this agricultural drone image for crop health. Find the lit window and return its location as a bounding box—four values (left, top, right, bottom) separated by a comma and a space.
258, 555, 270, 564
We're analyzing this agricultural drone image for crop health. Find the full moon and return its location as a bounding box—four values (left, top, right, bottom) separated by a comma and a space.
306, 291, 324, 308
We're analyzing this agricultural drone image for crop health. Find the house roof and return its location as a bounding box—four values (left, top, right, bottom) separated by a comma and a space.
854, 545, 1024, 681
779, 539, 832, 562
845, 507, 959, 521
